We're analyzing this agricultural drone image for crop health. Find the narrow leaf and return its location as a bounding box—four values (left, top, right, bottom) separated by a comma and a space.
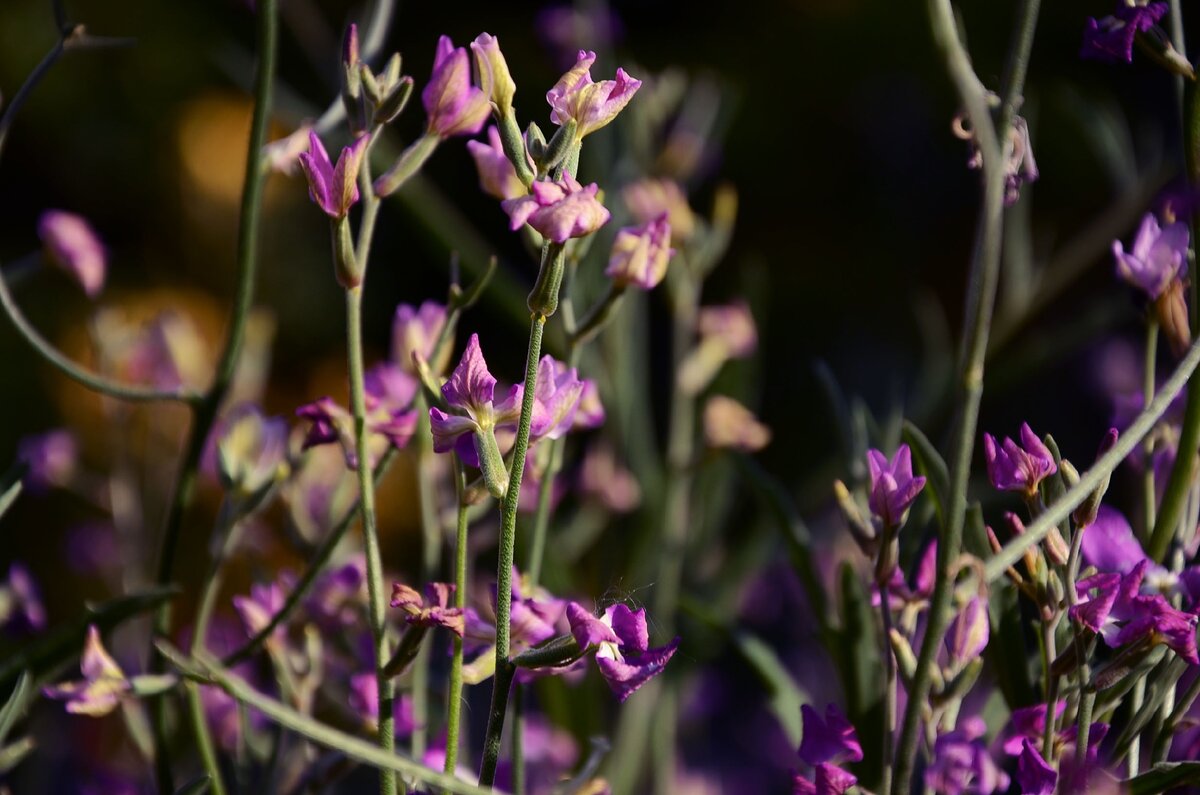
902, 421, 949, 526
1126, 762, 1200, 795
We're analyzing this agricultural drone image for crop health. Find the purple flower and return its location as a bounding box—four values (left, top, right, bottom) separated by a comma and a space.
1015, 739, 1057, 795
573, 380, 606, 429
793, 764, 857, 795
423, 35, 490, 138
390, 582, 465, 637
348, 672, 416, 735
1070, 560, 1199, 662
566, 602, 679, 701
944, 596, 989, 673
467, 126, 526, 201
43, 626, 130, 716
298, 131, 369, 219
606, 213, 674, 290
428, 334, 524, 468
501, 174, 610, 243
0, 563, 46, 634
263, 123, 314, 176
1002, 702, 1066, 755
297, 363, 419, 470
304, 557, 367, 631
925, 717, 1009, 795
1080, 506, 1148, 574
866, 444, 926, 529
1113, 213, 1189, 299
215, 404, 289, 496
392, 300, 449, 375
703, 395, 772, 452
797, 703, 863, 767
18, 428, 78, 493
982, 423, 1056, 497
698, 301, 758, 357
529, 355, 586, 442
623, 178, 697, 242
462, 569, 568, 684
546, 50, 641, 140
38, 210, 106, 297
233, 581, 286, 642
1082, 3, 1168, 63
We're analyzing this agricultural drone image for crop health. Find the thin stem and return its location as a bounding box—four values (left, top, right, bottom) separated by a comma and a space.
1144, 321, 1160, 535
479, 311, 546, 786
443, 460, 469, 784
878, 579, 897, 795
1129, 678, 1146, 776
1040, 616, 1059, 760
894, 0, 1027, 788
147, 1, 278, 788
347, 286, 396, 795
185, 682, 228, 795
1152, 671, 1200, 762
512, 685, 525, 795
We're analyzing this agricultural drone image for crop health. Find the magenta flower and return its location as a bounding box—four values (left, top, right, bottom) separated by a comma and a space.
703, 395, 772, 453
566, 602, 679, 702
1080, 506, 1148, 574
298, 131, 369, 219
1082, 2, 1167, 63
391, 300, 448, 375
1113, 213, 1189, 299
944, 596, 989, 672
866, 444, 926, 529
390, 582, 465, 637
466, 126, 526, 201
0, 563, 46, 634
38, 210, 106, 297
349, 672, 415, 735
18, 428, 78, 493
43, 626, 131, 716
572, 380, 606, 429
233, 581, 286, 642
546, 50, 641, 140
982, 423, 1056, 497
462, 569, 567, 684
529, 355, 586, 442
793, 704, 862, 795
428, 334, 524, 467
297, 363, 420, 470
501, 174, 610, 243
606, 213, 674, 290
423, 35, 490, 138
1015, 739, 1057, 795
304, 557, 366, 631
925, 717, 1009, 795
792, 764, 857, 795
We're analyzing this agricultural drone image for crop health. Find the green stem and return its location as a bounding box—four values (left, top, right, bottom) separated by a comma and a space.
185, 682, 227, 795
443, 460, 469, 784
878, 579, 896, 795
346, 286, 396, 795
1144, 321, 1160, 535
1040, 616, 1059, 760
479, 311, 546, 786
147, 1, 277, 788
411, 400, 437, 761
1152, 670, 1200, 763
1130, 678, 1146, 776
512, 684, 525, 795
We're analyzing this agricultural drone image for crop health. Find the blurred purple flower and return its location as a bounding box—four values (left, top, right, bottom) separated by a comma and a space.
18, 428, 78, 493
298, 363, 419, 470
304, 557, 367, 631
536, 6, 625, 68
704, 395, 771, 453
792, 764, 856, 795
1080, 506, 1147, 574
623, 178, 697, 242
866, 444, 925, 529
349, 672, 415, 735
1113, 213, 1189, 299
501, 174, 610, 243
423, 35, 490, 138
944, 597, 990, 672
43, 626, 130, 716
1015, 739, 1057, 795
606, 213, 673, 290
566, 602, 679, 702
925, 716, 1008, 795
215, 404, 289, 497
579, 443, 641, 513
573, 380, 606, 429
0, 563, 46, 633
298, 131, 368, 219
530, 355, 586, 442
983, 423, 1056, 497
233, 581, 287, 643
797, 704, 863, 767
1082, 3, 1167, 62
547, 50, 641, 140
38, 210, 107, 297
390, 582, 465, 637
467, 125, 526, 201
392, 300, 449, 375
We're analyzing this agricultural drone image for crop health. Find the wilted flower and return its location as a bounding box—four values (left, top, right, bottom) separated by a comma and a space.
1082, 2, 1167, 63
298, 131, 369, 219
546, 50, 641, 141
423, 35, 490, 138
953, 113, 1038, 207
501, 174, 610, 243
43, 626, 131, 716
18, 428, 78, 493
606, 213, 673, 290
866, 444, 926, 530
0, 563, 46, 634
38, 210, 106, 297
467, 126, 526, 201
623, 178, 697, 242
392, 300, 449, 375
390, 582, 465, 637
297, 363, 420, 470
566, 602, 679, 702
703, 395, 771, 452
215, 404, 289, 497
982, 423, 1056, 498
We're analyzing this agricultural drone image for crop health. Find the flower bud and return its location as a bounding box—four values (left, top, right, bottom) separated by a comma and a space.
332, 216, 360, 289
540, 118, 578, 171
1156, 279, 1192, 357
525, 121, 548, 162
375, 75, 414, 125
471, 33, 516, 117
1073, 428, 1118, 528
38, 210, 107, 297
473, 427, 508, 498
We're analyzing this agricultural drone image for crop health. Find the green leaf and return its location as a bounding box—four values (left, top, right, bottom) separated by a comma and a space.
173, 774, 212, 795
0, 736, 34, 774
0, 462, 24, 522
1126, 762, 1200, 795
902, 421, 949, 527
729, 631, 808, 746
0, 587, 177, 686
0, 671, 33, 744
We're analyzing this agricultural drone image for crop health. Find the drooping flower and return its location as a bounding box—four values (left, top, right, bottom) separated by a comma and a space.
925, 717, 1009, 795
18, 428, 78, 493
298, 131, 369, 219
297, 363, 420, 470
703, 395, 772, 452
953, 112, 1039, 207
546, 50, 641, 141
423, 35, 491, 138
501, 174, 610, 243
38, 210, 107, 297
982, 423, 1057, 497
1113, 213, 1189, 299
428, 334, 524, 468
606, 213, 674, 290
215, 404, 289, 498
1081, 2, 1168, 63
866, 444, 926, 529
392, 300, 449, 375
467, 125, 526, 201
43, 626, 131, 716
566, 602, 679, 701
390, 582, 465, 637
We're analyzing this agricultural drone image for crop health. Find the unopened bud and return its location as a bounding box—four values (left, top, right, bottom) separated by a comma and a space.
528, 243, 567, 317
375, 76, 414, 125
525, 121, 547, 162
834, 479, 877, 556
1073, 428, 1118, 528
473, 428, 509, 499
332, 216, 361, 289
541, 118, 578, 171
1156, 280, 1192, 357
